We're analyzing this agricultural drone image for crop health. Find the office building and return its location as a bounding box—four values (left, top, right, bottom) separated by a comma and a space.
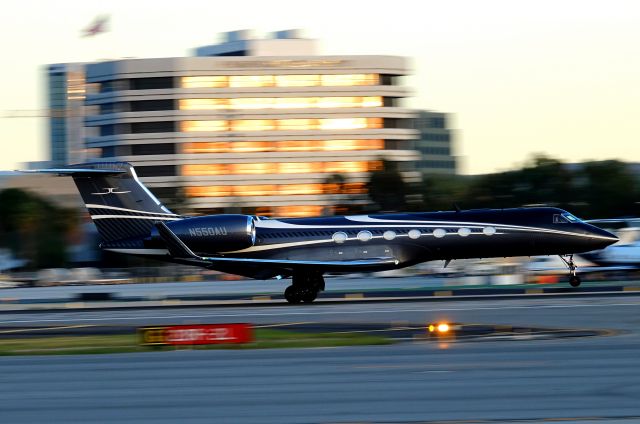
47, 63, 91, 166
412, 110, 457, 174
83, 30, 421, 216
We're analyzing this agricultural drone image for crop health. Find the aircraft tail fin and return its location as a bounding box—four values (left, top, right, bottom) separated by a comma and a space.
25, 162, 180, 242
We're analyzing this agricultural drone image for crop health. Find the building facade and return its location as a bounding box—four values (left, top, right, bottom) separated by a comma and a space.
83, 31, 422, 216
47, 63, 89, 166
412, 110, 457, 174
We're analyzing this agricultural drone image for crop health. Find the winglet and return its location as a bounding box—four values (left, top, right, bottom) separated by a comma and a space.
155, 221, 200, 259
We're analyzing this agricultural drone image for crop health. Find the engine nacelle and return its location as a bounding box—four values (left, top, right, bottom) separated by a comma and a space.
160, 214, 256, 253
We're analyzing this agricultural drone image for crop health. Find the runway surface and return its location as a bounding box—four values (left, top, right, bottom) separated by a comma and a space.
2, 295, 640, 423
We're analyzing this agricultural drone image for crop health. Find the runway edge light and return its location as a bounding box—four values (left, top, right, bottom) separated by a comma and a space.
427, 322, 453, 337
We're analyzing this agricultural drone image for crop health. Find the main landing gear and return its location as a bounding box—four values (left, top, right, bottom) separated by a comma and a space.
559, 254, 581, 287
284, 272, 325, 304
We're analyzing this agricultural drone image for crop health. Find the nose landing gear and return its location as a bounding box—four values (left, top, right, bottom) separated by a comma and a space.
559, 254, 581, 287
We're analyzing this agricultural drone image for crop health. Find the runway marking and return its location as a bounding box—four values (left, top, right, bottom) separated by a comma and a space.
254, 322, 312, 329
2, 300, 640, 324
0, 324, 94, 334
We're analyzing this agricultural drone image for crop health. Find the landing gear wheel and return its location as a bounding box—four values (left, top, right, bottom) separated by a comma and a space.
301, 288, 318, 303
284, 285, 301, 304
559, 254, 581, 288
283, 272, 325, 304
569, 275, 581, 287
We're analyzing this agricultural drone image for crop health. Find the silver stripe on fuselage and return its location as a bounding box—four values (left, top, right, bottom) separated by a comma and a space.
90, 215, 180, 221
256, 219, 615, 241
105, 248, 169, 255
85, 204, 180, 216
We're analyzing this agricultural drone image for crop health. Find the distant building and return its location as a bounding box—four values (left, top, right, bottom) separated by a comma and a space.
46, 63, 91, 166
83, 30, 421, 216
44, 30, 459, 216
412, 110, 457, 174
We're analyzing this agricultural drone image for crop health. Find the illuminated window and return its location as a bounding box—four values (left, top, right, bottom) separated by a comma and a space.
274, 97, 317, 109
182, 142, 230, 153
234, 185, 279, 196
229, 75, 275, 88
181, 120, 228, 132
182, 164, 228, 176
229, 98, 275, 109
185, 186, 232, 197
316, 96, 383, 108
321, 74, 379, 86
276, 140, 315, 151
231, 120, 276, 131
230, 163, 277, 174
274, 205, 324, 217
319, 118, 369, 130
230, 141, 271, 152
178, 96, 383, 110
277, 119, 317, 130
182, 161, 382, 176
278, 162, 318, 173
179, 99, 228, 110
279, 184, 325, 195
181, 76, 228, 88
362, 96, 383, 107
324, 161, 369, 173
275, 75, 320, 87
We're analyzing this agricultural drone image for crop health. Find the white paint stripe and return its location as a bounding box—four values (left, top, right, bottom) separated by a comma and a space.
90, 215, 180, 221
85, 204, 180, 216
105, 248, 169, 255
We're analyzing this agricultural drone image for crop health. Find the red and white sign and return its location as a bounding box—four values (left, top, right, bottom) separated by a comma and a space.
164, 324, 253, 345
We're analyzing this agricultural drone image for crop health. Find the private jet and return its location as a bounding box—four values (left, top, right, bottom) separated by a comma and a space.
30, 162, 619, 303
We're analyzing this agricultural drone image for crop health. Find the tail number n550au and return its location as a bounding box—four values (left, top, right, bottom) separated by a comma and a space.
189, 227, 228, 237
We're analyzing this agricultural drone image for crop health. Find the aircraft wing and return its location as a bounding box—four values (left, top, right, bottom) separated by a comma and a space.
155, 222, 399, 276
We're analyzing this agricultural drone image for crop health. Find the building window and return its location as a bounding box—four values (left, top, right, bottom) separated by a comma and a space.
130, 77, 174, 90
136, 165, 176, 177
178, 96, 383, 110
229, 75, 275, 88
100, 125, 114, 136
130, 99, 175, 111
181, 118, 382, 132
184, 183, 366, 198
179, 74, 380, 89
182, 161, 382, 176
180, 120, 227, 132
131, 143, 176, 155
131, 121, 176, 133
181, 76, 228, 88
182, 139, 384, 153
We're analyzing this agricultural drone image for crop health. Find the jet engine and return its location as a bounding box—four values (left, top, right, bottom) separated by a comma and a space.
159, 214, 256, 253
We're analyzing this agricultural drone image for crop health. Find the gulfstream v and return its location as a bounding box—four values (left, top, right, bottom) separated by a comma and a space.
33, 162, 618, 303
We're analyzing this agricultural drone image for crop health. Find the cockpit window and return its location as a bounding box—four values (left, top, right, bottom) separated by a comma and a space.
553, 214, 569, 224
553, 213, 580, 224
562, 212, 580, 222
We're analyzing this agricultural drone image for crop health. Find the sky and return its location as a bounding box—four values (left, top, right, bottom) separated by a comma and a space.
0, 0, 639, 174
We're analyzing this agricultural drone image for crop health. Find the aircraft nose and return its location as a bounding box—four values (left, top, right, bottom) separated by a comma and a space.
584, 224, 619, 250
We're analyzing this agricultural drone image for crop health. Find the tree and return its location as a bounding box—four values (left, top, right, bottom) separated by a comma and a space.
0, 188, 78, 268
366, 160, 407, 212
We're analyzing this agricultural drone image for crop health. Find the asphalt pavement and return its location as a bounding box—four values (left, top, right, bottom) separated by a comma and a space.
2, 295, 640, 422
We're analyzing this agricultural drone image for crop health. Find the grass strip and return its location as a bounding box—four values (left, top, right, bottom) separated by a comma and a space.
0, 328, 391, 356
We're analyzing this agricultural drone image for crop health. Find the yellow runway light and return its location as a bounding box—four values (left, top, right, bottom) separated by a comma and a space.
437, 323, 450, 333
428, 322, 451, 335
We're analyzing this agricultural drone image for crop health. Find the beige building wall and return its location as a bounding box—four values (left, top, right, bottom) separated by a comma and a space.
85, 53, 420, 217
